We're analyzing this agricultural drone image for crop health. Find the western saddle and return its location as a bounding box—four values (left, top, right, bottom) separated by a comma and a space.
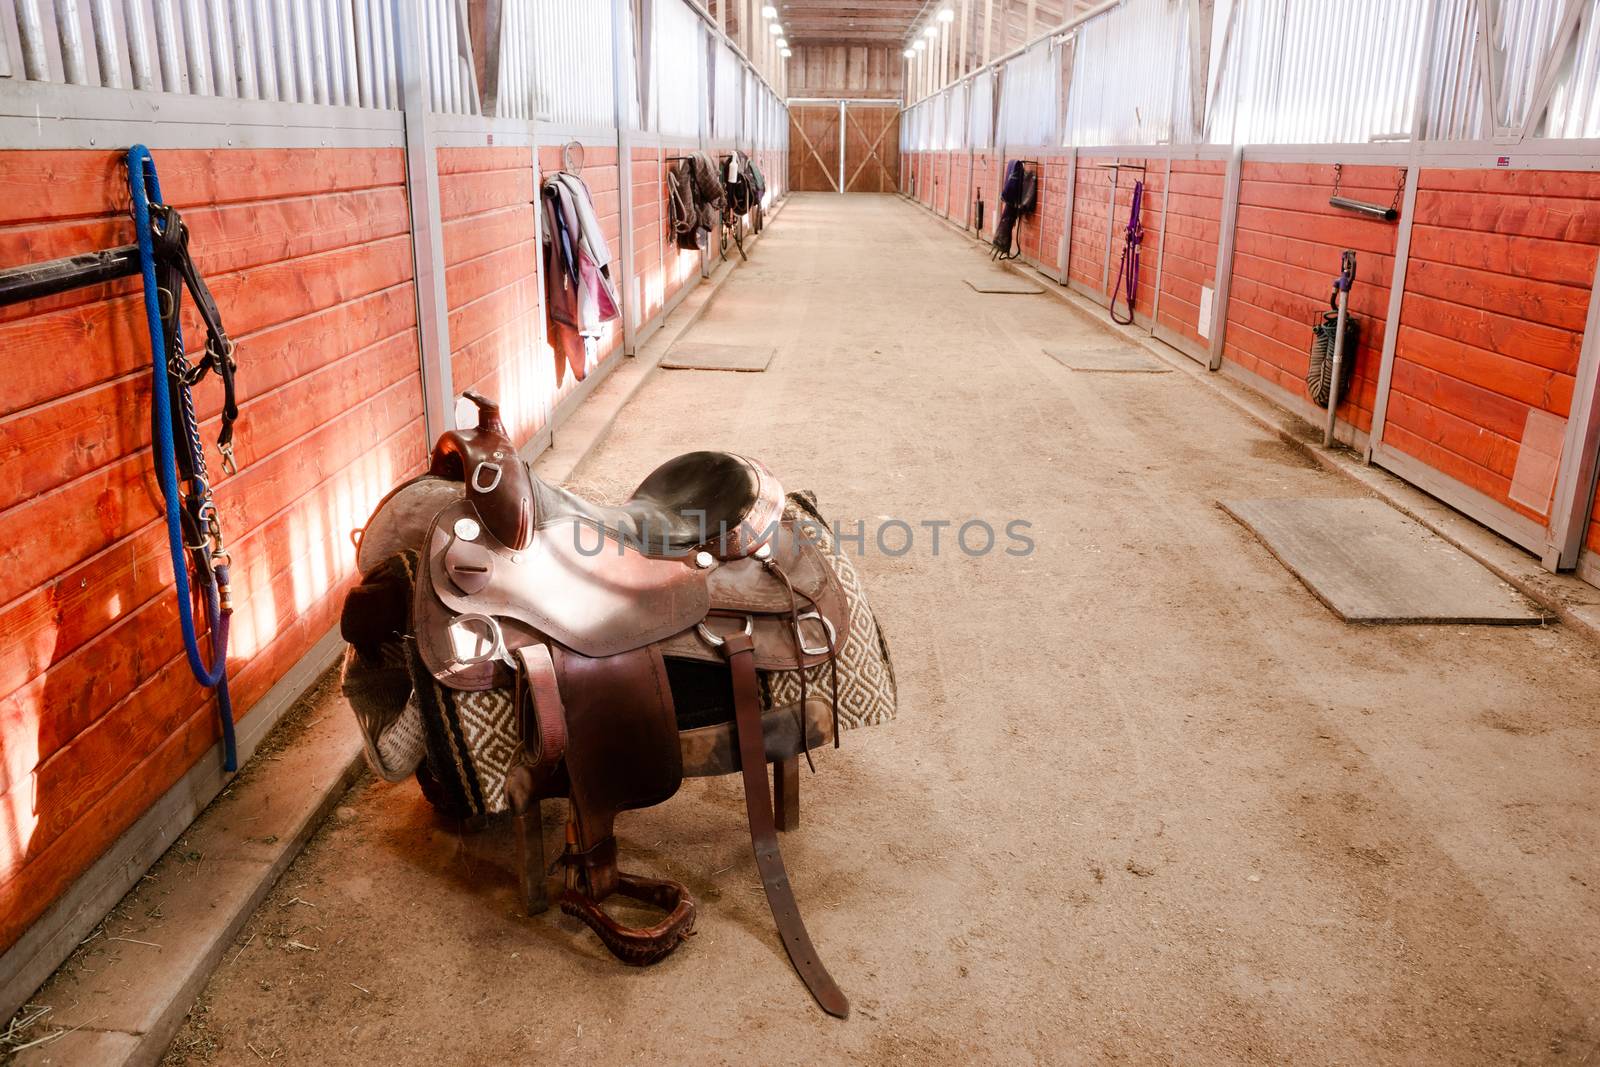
408, 392, 853, 1017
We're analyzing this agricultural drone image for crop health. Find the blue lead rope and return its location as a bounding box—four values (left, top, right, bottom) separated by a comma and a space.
128, 145, 237, 771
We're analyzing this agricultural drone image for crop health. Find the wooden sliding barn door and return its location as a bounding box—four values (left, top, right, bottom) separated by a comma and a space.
789, 104, 842, 192
843, 104, 900, 193
789, 102, 902, 193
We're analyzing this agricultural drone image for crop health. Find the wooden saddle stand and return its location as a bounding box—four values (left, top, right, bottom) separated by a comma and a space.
401, 392, 852, 1017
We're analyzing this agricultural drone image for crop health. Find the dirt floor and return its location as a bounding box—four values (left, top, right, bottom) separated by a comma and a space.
162, 194, 1599, 1065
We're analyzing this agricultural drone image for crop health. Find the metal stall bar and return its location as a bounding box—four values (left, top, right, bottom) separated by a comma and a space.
1206, 144, 1244, 372
1147, 154, 1173, 323
396, 0, 453, 439
1543, 249, 1600, 570
1364, 162, 1421, 461
612, 0, 638, 353
837, 98, 846, 194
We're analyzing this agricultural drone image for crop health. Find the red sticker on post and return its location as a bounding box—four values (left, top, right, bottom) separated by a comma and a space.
1496, 155, 1511, 167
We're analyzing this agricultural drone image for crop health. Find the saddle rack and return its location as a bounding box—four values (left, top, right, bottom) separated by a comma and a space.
0, 243, 140, 307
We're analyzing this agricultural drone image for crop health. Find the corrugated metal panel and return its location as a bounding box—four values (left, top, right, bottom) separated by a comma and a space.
655, 0, 701, 137
712, 37, 740, 140
968, 68, 995, 149
529, 0, 612, 126
995, 37, 1059, 147
1208, 0, 1430, 144
1545, 0, 1600, 136
1063, 0, 1192, 145
945, 80, 968, 149
2, 0, 406, 107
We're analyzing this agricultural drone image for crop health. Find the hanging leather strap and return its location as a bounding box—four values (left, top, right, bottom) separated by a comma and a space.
514, 643, 567, 785
720, 631, 849, 1019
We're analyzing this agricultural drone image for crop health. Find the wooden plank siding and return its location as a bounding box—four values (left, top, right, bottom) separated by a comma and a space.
1382, 169, 1600, 526
438, 147, 545, 450
1156, 160, 1225, 349
789, 45, 903, 100
1066, 156, 1116, 296
949, 154, 973, 227
1220, 162, 1402, 437
972, 152, 1000, 240
1110, 157, 1166, 319
0, 147, 427, 953
631, 145, 667, 328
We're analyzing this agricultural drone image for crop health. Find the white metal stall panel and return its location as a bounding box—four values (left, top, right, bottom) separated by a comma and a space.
1, 0, 406, 107
1063, 0, 1193, 145
1207, 0, 1431, 144
529, 0, 614, 127
995, 37, 1060, 149
655, 0, 702, 138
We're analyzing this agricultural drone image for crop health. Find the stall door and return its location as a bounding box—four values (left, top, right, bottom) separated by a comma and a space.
843, 104, 900, 193
1368, 167, 1600, 565
789, 105, 842, 192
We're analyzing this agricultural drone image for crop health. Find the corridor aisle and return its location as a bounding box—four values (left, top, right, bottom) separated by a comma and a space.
167, 194, 1600, 1067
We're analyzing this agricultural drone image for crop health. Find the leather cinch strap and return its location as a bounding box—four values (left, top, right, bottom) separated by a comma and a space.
514, 643, 566, 779
720, 632, 849, 1019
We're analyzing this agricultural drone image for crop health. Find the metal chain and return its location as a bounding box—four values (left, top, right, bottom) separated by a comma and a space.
1391, 167, 1406, 213
1332, 162, 1342, 198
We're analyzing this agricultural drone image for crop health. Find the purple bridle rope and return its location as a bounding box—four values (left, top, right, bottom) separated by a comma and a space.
1109, 179, 1145, 326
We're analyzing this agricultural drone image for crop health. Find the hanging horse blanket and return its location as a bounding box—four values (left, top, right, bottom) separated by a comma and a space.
543, 171, 621, 383
729, 150, 766, 234
668, 152, 725, 251
991, 160, 1038, 260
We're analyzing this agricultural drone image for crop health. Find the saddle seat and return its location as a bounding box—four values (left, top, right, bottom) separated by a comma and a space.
536, 451, 786, 560
431, 392, 783, 562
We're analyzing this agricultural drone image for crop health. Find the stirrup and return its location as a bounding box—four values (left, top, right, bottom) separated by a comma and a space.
559, 873, 697, 966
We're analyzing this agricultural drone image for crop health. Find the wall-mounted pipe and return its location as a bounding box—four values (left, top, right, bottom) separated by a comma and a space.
1330, 195, 1399, 221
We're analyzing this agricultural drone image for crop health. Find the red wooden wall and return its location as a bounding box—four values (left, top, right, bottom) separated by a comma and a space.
439, 147, 544, 448
0, 130, 786, 959
1114, 157, 1166, 319
1221, 162, 1399, 436
1156, 159, 1225, 349
1066, 156, 1115, 293
972, 151, 998, 237
904, 142, 1600, 582
0, 148, 427, 952
1590, 480, 1600, 557
1383, 169, 1600, 526
950, 153, 973, 227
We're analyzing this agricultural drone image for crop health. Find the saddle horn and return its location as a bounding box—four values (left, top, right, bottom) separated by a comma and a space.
430, 391, 537, 551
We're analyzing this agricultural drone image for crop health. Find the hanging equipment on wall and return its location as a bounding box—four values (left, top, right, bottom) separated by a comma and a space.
127, 144, 242, 771
1328, 163, 1404, 222
1109, 179, 1145, 325
1307, 251, 1359, 448
991, 160, 1038, 261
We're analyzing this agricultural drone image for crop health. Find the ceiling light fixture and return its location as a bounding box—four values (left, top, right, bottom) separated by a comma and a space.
937, 7, 955, 21
761, 4, 777, 17
769, 23, 782, 34
902, 48, 915, 58
781, 48, 792, 57
776, 37, 787, 47
923, 25, 937, 38
913, 38, 926, 51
